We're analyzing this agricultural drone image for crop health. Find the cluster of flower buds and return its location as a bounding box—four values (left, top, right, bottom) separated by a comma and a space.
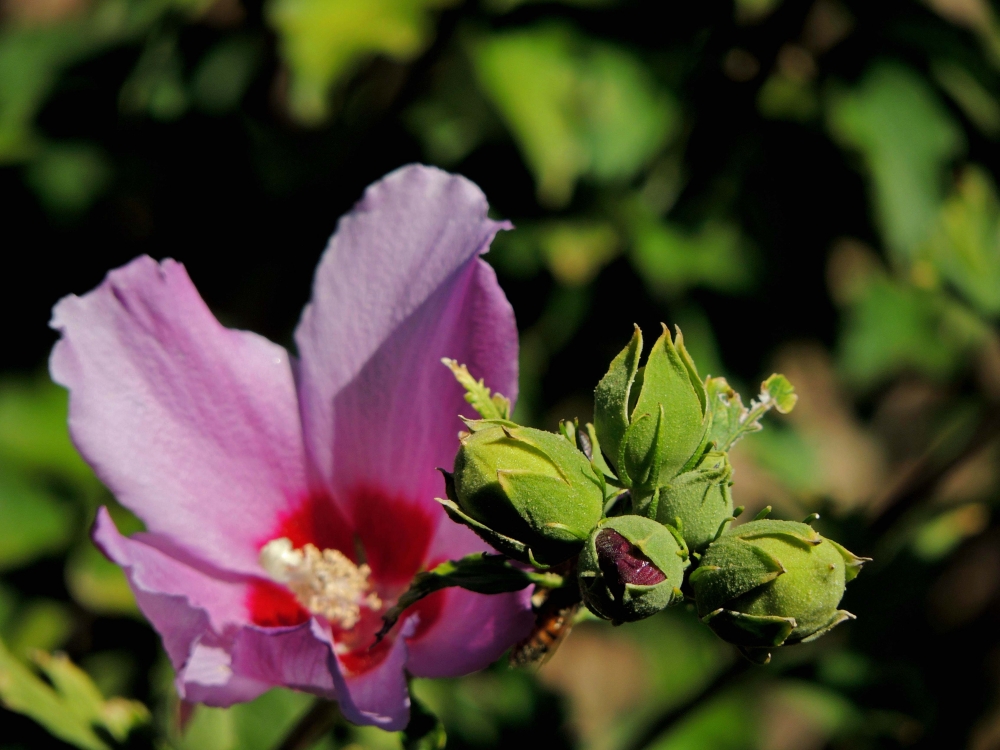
436, 326, 868, 664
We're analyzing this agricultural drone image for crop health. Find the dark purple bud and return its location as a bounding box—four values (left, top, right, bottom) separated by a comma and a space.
595, 528, 666, 600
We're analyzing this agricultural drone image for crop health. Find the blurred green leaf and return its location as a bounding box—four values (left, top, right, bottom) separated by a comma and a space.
838, 276, 987, 388
24, 142, 111, 215
911, 503, 989, 561
646, 689, 757, 750
932, 60, 1000, 138
490, 219, 621, 286
474, 25, 678, 206
267, 0, 454, 125
0, 638, 149, 750
65, 538, 137, 617
626, 198, 750, 297
828, 63, 965, 262
118, 32, 187, 120
767, 680, 862, 741
924, 165, 1000, 317
741, 424, 822, 496
757, 73, 819, 122
0, 374, 93, 486
0, 0, 214, 162
0, 463, 74, 571
3, 600, 74, 658
192, 35, 262, 114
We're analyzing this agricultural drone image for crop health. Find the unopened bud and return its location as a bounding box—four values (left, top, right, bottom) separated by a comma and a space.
578, 515, 688, 623
690, 519, 868, 663
653, 450, 733, 553
440, 420, 605, 566
594, 325, 708, 492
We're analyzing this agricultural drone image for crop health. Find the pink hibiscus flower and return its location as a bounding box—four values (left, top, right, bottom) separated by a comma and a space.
49, 165, 535, 730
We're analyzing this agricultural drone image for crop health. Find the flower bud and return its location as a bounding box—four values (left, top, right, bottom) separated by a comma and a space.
594, 325, 708, 492
441, 420, 605, 566
578, 515, 688, 623
653, 450, 733, 553
691, 519, 867, 663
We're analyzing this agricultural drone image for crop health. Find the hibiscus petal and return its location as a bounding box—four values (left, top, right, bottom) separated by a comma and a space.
51, 256, 310, 574
93, 508, 340, 707
295, 165, 517, 510
334, 618, 415, 731
406, 586, 535, 678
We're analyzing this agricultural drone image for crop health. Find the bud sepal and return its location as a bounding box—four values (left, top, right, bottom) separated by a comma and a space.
652, 449, 734, 553
594, 325, 709, 493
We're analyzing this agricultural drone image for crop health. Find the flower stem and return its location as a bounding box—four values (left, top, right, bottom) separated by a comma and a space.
274, 698, 341, 750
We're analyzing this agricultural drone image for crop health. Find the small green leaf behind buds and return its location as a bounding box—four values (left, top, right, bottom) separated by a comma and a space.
705, 374, 797, 452
440, 421, 605, 566
690, 519, 868, 663
594, 325, 708, 492
654, 450, 734, 553
578, 515, 688, 623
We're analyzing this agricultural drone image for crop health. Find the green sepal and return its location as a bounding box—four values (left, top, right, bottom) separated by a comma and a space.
655, 450, 734, 552
594, 325, 642, 479
436, 497, 529, 562
827, 539, 872, 583
690, 538, 786, 612
701, 608, 797, 648
377, 552, 564, 640
738, 646, 776, 665
800, 609, 856, 643
624, 326, 708, 488
443, 358, 511, 420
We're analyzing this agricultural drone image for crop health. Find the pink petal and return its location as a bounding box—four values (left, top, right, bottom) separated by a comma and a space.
51, 256, 310, 575
93, 508, 339, 706
295, 165, 517, 511
335, 619, 415, 731
406, 586, 534, 678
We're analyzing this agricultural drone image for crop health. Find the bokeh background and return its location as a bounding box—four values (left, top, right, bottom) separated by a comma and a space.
4, 0, 1000, 747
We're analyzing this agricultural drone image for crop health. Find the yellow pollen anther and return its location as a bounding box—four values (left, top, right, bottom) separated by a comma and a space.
259, 537, 381, 629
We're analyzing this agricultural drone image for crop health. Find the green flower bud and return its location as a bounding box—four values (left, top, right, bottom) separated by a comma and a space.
653, 450, 733, 553
578, 515, 688, 623
690, 519, 868, 663
440, 420, 605, 566
594, 325, 708, 492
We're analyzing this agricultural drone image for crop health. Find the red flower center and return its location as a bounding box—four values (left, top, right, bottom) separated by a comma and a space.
247, 486, 445, 675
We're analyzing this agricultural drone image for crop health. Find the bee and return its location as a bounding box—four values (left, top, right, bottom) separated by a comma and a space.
509, 587, 581, 668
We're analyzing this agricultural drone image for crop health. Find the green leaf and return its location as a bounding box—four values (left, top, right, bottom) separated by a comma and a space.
377, 553, 563, 639
0, 637, 149, 750
838, 276, 987, 388
0, 463, 74, 572
923, 165, 1000, 317
442, 359, 511, 420
473, 24, 677, 207
267, 0, 454, 125
403, 691, 447, 750
705, 374, 797, 451
827, 62, 964, 262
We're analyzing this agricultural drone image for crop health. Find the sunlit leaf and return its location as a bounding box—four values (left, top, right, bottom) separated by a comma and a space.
827, 63, 964, 262
838, 276, 987, 388
924, 165, 1000, 317
705, 375, 797, 452
0, 637, 149, 750
473, 25, 678, 206
3, 599, 74, 658
267, 0, 455, 124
